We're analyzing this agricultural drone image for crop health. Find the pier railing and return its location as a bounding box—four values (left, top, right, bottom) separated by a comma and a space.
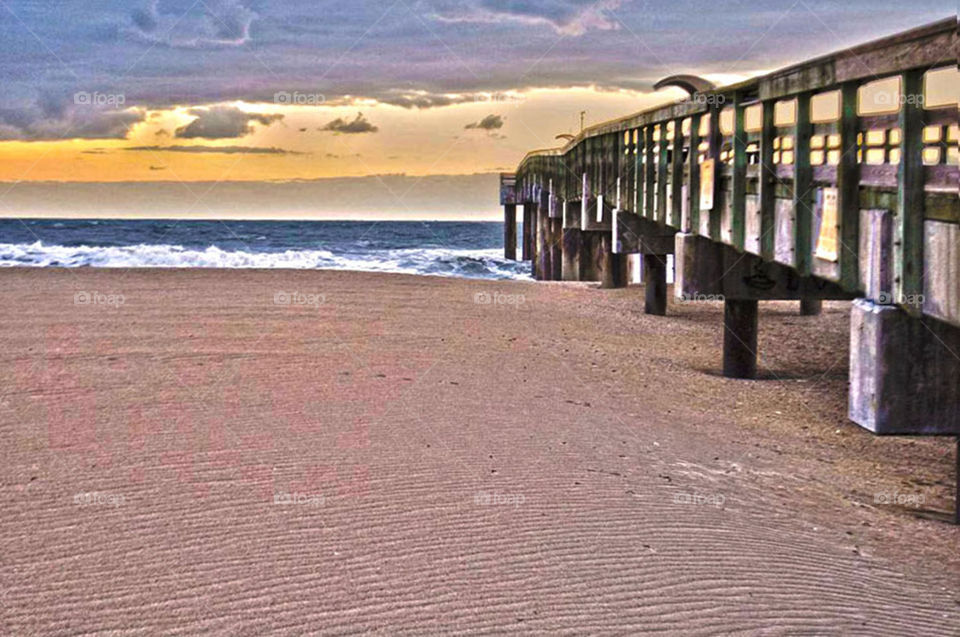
507, 18, 957, 328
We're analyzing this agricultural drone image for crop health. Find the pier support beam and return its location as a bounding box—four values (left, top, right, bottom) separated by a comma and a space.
800, 298, 822, 316
849, 299, 960, 436
579, 231, 604, 282
550, 217, 563, 281
600, 234, 628, 289
562, 203, 581, 281
723, 299, 759, 379
503, 204, 517, 260
643, 255, 668, 315
535, 204, 550, 280
522, 203, 534, 261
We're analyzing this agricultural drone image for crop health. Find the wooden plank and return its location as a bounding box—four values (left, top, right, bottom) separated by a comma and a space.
707, 105, 723, 239
671, 119, 684, 228
615, 210, 677, 255
923, 220, 960, 328
894, 69, 925, 315
688, 114, 702, 234
644, 126, 656, 219
793, 92, 813, 276
757, 100, 780, 261
657, 124, 669, 223
732, 94, 747, 250
837, 82, 861, 291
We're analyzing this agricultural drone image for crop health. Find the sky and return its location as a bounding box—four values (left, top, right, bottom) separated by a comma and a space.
0, 0, 953, 217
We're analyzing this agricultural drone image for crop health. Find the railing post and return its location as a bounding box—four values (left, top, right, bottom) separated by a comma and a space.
895, 69, 926, 315
794, 91, 813, 276
671, 118, 685, 228
838, 82, 861, 291
688, 114, 702, 234
657, 123, 669, 224
759, 100, 776, 261
732, 93, 747, 250
644, 126, 656, 219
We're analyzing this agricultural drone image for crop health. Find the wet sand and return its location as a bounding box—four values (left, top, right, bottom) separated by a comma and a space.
1, 267, 957, 635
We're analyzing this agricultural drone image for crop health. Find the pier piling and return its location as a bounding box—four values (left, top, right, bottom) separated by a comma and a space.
643, 255, 668, 315
503, 204, 517, 260
723, 299, 758, 379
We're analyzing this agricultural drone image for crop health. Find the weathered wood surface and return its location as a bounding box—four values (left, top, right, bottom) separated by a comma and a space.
615, 210, 677, 255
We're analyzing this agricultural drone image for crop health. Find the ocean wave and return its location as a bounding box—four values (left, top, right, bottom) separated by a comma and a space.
0, 241, 531, 280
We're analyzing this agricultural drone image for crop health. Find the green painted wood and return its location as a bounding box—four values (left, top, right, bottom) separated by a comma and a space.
732, 94, 748, 250
707, 105, 723, 240
657, 123, 669, 224
671, 118, 685, 228
688, 114, 702, 234
838, 82, 861, 292
895, 69, 926, 315
759, 100, 776, 260
644, 126, 656, 219
793, 91, 813, 276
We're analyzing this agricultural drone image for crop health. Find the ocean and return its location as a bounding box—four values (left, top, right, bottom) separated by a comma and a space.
0, 219, 531, 280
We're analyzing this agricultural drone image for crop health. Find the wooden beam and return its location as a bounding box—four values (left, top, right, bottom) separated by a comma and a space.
643, 254, 668, 315
707, 105, 723, 240
723, 299, 759, 379
688, 114, 702, 234
504, 204, 517, 260
759, 100, 776, 260
615, 210, 677, 255
732, 93, 748, 250
644, 126, 656, 219
837, 82, 861, 291
794, 92, 813, 276
657, 123, 669, 224
671, 118, 685, 228
894, 69, 925, 315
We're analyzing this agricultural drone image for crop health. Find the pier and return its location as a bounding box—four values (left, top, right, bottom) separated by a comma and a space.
501, 19, 959, 522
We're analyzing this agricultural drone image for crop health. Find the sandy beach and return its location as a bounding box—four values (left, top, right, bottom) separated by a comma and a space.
1, 267, 957, 635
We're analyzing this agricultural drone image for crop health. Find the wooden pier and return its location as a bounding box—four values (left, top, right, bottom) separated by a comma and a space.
501, 19, 959, 522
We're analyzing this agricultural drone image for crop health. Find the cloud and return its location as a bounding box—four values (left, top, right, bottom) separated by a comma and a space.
465, 114, 504, 131
319, 112, 378, 134
174, 106, 284, 139
429, 0, 624, 35
0, 104, 146, 141
376, 90, 516, 109
127, 145, 303, 154
125, 0, 258, 48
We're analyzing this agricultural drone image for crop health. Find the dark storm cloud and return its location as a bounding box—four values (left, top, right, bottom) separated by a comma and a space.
174, 106, 284, 139
465, 114, 504, 130
319, 113, 379, 134
0, 104, 146, 141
